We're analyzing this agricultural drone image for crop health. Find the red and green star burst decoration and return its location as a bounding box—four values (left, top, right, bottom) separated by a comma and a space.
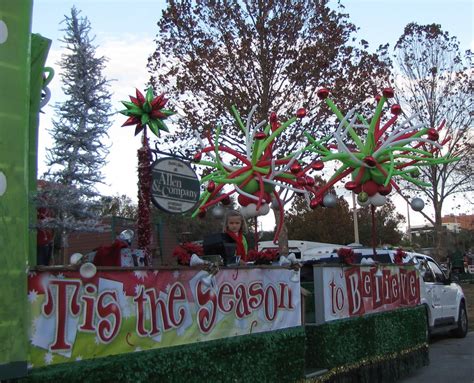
304, 87, 456, 207
191, 105, 326, 243
120, 87, 175, 136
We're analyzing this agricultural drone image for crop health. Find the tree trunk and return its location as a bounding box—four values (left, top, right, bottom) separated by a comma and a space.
137, 133, 152, 265
273, 208, 289, 256
60, 229, 69, 265
433, 204, 446, 261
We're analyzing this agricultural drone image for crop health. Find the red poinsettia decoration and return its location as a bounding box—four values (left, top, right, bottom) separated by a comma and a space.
247, 249, 279, 265
172, 242, 204, 266
337, 247, 355, 265
120, 87, 175, 137
394, 248, 406, 265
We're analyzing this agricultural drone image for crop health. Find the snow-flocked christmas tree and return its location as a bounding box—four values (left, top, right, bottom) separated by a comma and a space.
40, 7, 113, 263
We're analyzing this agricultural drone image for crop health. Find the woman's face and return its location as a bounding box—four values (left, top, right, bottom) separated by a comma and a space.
227, 216, 242, 233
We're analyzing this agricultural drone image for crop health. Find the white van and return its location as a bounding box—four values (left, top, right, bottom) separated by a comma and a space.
257, 240, 343, 261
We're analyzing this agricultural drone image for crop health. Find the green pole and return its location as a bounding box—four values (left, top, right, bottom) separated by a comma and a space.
28, 33, 52, 266
0, 0, 31, 378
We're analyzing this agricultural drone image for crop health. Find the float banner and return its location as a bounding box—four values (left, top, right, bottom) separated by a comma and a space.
313, 265, 421, 324
27, 268, 300, 367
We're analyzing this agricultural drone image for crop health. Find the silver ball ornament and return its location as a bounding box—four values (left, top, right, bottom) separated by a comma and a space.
410, 198, 425, 212
212, 204, 225, 219
257, 203, 270, 216
322, 193, 338, 208
370, 193, 386, 207
241, 204, 259, 218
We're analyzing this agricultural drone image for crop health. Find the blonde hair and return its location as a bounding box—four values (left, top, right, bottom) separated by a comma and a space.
223, 209, 247, 233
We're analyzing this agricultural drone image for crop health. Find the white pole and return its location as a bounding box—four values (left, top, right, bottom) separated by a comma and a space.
352, 192, 359, 244
407, 200, 412, 243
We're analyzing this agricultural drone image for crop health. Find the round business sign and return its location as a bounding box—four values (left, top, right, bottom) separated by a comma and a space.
151, 157, 200, 214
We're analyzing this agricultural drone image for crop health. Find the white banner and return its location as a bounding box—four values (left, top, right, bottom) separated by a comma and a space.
28, 267, 301, 367
313, 265, 421, 324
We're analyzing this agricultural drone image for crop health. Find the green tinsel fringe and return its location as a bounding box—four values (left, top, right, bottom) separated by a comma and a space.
304, 344, 429, 383
305, 306, 427, 370
21, 327, 306, 383
20, 307, 428, 382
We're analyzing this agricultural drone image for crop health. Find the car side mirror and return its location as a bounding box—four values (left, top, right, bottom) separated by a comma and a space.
444, 270, 452, 284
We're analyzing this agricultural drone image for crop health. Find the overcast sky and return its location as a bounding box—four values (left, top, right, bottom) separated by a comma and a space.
31, 0, 473, 231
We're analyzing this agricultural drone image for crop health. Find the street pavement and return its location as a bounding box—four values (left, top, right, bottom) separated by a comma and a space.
400, 331, 474, 382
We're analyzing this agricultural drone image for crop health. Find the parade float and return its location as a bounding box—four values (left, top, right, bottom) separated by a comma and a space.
0, 2, 456, 382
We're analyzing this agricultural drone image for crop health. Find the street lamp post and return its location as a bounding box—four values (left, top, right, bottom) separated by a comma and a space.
352, 192, 360, 244
406, 200, 412, 244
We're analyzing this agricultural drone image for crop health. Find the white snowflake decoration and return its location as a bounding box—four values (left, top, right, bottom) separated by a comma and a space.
28, 289, 39, 303
133, 270, 148, 281
134, 284, 144, 296
44, 352, 53, 365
